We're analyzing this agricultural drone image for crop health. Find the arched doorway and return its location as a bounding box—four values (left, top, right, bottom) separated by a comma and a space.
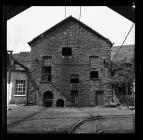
43, 91, 53, 107
56, 99, 64, 107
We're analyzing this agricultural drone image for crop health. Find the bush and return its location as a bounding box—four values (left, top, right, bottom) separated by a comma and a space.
118, 95, 134, 106
128, 95, 134, 106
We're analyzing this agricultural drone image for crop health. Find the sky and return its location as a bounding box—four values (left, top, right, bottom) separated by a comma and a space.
7, 6, 135, 53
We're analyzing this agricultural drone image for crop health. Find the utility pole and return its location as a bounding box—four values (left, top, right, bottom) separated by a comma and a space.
7, 51, 13, 84
7, 50, 13, 106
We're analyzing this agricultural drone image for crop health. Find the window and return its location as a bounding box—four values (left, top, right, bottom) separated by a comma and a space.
43, 66, 51, 73
90, 71, 99, 79
15, 80, 26, 95
70, 74, 79, 83
62, 47, 72, 56
90, 56, 99, 69
42, 56, 51, 81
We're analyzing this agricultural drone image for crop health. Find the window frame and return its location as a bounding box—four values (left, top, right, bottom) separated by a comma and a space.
41, 56, 52, 82
89, 55, 100, 69
14, 80, 26, 96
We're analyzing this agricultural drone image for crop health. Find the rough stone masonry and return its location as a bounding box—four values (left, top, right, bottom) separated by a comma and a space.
27, 16, 113, 107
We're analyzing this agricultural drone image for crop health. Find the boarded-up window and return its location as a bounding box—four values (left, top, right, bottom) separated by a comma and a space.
90, 56, 99, 69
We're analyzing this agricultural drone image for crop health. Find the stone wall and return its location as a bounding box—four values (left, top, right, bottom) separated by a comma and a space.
29, 19, 112, 106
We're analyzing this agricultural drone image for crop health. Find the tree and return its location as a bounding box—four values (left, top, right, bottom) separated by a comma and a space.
104, 60, 134, 107
104, 60, 122, 102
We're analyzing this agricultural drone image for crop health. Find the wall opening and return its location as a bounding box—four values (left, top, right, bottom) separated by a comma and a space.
96, 90, 104, 106
41, 56, 51, 82
43, 91, 53, 107
71, 90, 78, 106
62, 47, 72, 56
56, 99, 64, 107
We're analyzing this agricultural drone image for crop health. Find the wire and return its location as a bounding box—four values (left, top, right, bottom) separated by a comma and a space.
112, 23, 134, 60
77, 6, 81, 64
65, 6, 66, 19
65, 6, 68, 48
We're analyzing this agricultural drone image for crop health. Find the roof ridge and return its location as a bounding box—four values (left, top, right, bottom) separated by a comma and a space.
28, 16, 113, 46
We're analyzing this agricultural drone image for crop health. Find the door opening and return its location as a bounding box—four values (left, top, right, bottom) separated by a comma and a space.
43, 91, 53, 107
96, 91, 104, 106
56, 99, 64, 107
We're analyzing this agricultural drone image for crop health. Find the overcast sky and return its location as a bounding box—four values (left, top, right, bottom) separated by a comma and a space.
7, 6, 135, 53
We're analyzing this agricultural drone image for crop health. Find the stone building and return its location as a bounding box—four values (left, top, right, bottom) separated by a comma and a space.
27, 16, 113, 107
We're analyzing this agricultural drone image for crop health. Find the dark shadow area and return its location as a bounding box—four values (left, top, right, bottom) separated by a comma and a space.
43, 91, 53, 107
56, 99, 64, 107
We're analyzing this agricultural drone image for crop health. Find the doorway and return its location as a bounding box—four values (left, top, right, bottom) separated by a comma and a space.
56, 99, 64, 107
96, 91, 104, 106
43, 91, 53, 107
71, 90, 78, 106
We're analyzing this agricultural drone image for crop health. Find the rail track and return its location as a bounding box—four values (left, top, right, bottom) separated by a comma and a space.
68, 114, 135, 133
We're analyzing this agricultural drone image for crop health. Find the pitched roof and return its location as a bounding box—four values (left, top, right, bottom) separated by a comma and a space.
111, 44, 134, 63
7, 52, 29, 71
12, 52, 31, 69
12, 57, 29, 71
28, 16, 113, 46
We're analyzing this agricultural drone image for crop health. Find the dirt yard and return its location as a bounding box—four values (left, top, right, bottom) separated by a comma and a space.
7, 105, 135, 133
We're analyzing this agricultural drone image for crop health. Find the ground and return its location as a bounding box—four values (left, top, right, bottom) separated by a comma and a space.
7, 105, 135, 133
